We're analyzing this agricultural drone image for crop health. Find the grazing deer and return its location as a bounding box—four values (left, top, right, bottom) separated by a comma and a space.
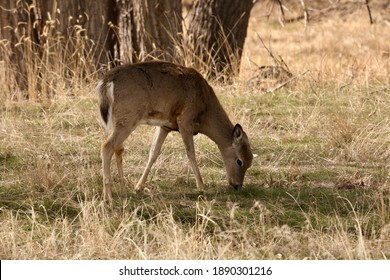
97, 61, 253, 202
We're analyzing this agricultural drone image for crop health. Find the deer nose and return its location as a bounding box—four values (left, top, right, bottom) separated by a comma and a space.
233, 184, 242, 190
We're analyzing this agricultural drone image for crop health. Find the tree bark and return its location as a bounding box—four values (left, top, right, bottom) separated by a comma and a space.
188, 0, 254, 79
0, 0, 118, 94
2, 0, 254, 92
33, 0, 118, 67
34, 0, 118, 95
117, 0, 182, 63
0, 0, 36, 91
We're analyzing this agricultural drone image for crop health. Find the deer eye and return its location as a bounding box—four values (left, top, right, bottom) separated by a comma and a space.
236, 159, 243, 166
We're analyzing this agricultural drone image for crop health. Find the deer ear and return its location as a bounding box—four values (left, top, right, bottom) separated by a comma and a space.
233, 124, 243, 144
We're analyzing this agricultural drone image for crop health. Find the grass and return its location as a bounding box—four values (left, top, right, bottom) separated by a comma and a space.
1, 1, 390, 259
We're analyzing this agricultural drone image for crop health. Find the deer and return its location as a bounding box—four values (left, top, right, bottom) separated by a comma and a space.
97, 61, 253, 202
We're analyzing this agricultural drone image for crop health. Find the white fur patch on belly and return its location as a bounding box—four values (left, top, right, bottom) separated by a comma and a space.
139, 118, 173, 127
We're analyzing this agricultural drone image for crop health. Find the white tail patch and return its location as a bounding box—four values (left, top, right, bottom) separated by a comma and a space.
106, 81, 114, 103
97, 80, 114, 133
105, 81, 114, 132
96, 80, 104, 94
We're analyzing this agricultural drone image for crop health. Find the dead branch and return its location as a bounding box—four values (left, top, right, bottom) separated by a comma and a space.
266, 70, 309, 93
256, 32, 290, 71
277, 0, 286, 26
364, 0, 374, 24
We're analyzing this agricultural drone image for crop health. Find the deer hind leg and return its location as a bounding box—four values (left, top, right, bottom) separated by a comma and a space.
101, 124, 136, 202
115, 144, 125, 196
135, 126, 169, 192
178, 120, 206, 190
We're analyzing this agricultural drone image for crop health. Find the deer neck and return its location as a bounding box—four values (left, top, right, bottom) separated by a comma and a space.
202, 104, 234, 152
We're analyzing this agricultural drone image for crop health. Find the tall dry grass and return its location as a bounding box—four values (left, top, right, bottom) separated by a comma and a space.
1, 194, 390, 259
0, 20, 99, 103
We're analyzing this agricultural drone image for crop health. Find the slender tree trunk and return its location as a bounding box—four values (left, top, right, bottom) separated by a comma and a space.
188, 0, 254, 79
117, 0, 182, 63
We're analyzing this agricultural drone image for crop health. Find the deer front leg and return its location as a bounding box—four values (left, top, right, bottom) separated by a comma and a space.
135, 127, 169, 192
179, 126, 206, 190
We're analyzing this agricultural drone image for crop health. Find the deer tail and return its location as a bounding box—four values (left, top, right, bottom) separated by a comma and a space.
97, 80, 114, 132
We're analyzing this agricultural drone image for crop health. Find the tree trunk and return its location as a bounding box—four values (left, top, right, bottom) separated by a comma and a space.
0, 0, 36, 91
117, 0, 182, 63
188, 0, 254, 80
33, 0, 118, 67
0, 0, 118, 94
